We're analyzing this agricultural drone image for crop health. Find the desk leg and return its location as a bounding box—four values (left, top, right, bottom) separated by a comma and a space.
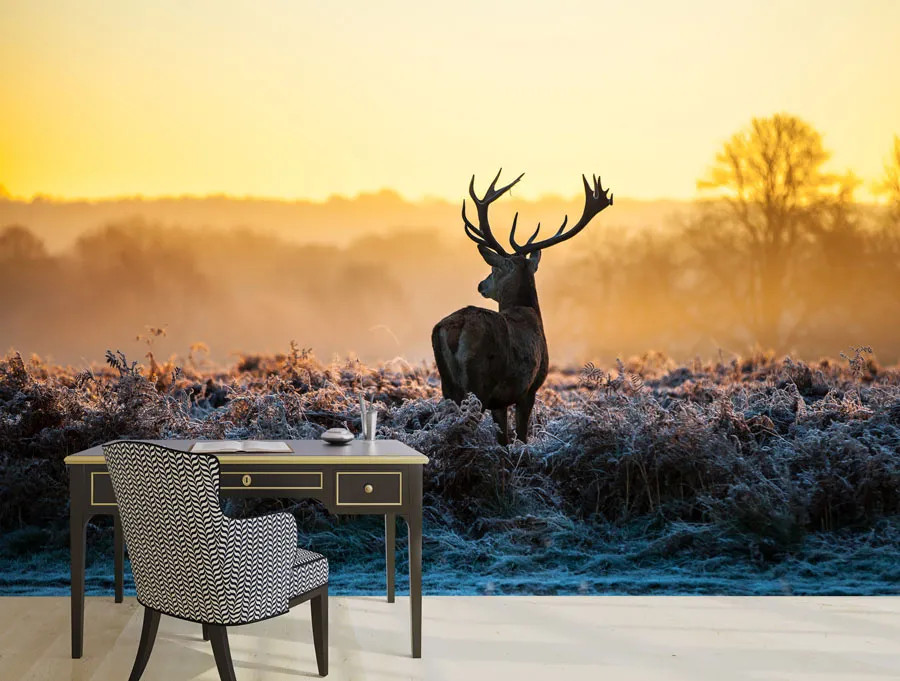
406, 467, 423, 658
69, 470, 88, 659
114, 512, 124, 603
385, 513, 395, 603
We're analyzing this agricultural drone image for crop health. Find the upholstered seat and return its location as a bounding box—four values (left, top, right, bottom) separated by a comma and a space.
290, 548, 329, 597
103, 440, 329, 680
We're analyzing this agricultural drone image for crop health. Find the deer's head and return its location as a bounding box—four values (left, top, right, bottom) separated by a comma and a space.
462, 169, 613, 306
475, 247, 539, 302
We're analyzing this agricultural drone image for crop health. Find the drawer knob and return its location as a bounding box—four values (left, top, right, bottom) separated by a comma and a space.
364, 484, 374, 494
242, 474, 252, 487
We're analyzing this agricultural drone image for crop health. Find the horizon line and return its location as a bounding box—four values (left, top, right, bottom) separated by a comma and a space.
1, 188, 888, 206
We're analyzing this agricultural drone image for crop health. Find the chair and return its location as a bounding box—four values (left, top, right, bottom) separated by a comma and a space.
102, 440, 329, 680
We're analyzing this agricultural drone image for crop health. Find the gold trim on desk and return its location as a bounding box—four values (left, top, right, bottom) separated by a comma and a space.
220, 471, 324, 491
65, 454, 429, 465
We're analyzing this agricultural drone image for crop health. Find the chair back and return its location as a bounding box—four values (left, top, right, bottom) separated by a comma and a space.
103, 440, 226, 621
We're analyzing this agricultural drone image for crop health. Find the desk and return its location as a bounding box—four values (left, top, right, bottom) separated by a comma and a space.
64, 439, 428, 659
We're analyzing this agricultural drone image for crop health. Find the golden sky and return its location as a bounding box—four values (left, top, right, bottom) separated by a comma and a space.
1, 0, 898, 202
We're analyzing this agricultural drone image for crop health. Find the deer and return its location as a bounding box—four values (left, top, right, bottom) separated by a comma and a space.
431, 169, 613, 444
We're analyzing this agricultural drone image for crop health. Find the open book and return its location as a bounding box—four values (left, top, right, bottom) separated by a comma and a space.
190, 440, 293, 454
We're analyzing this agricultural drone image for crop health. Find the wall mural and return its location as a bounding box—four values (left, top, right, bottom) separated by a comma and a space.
1, 6, 899, 604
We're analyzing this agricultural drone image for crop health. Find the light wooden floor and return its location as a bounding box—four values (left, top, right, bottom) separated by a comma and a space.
1, 596, 899, 680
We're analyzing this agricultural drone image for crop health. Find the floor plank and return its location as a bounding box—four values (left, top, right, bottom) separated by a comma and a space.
1, 596, 898, 680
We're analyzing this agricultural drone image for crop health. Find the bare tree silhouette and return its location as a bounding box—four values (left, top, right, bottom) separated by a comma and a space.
692, 113, 849, 348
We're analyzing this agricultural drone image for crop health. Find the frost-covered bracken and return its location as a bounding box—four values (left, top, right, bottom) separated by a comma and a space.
1, 345, 898, 595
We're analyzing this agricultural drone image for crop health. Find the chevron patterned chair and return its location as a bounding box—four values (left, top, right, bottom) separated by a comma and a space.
103, 440, 329, 680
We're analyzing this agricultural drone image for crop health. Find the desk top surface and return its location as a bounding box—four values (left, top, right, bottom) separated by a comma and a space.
64, 439, 429, 465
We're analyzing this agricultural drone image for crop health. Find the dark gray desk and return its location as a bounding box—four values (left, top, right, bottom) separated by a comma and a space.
65, 439, 427, 658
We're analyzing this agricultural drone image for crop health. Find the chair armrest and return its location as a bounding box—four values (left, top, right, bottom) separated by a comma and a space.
218, 511, 298, 622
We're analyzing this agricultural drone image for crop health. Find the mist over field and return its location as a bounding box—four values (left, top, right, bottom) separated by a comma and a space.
0, 190, 686, 253
1, 182, 898, 367
0, 191, 698, 365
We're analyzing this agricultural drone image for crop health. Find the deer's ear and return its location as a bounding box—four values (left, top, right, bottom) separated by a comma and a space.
527, 249, 541, 272
477, 244, 506, 267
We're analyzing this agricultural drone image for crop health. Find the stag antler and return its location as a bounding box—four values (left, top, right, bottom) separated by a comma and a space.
462, 168, 524, 256
509, 174, 613, 255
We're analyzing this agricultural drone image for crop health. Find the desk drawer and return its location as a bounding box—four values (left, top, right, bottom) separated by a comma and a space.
220, 471, 323, 491
90, 471, 117, 506
87, 470, 323, 502
336, 471, 402, 506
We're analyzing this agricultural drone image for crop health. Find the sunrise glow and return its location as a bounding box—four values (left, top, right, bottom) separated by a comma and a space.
1, 0, 898, 202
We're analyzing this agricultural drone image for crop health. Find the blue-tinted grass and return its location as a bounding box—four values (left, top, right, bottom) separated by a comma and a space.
3, 516, 898, 597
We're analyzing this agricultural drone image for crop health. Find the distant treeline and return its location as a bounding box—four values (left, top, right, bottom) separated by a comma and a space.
1, 114, 898, 365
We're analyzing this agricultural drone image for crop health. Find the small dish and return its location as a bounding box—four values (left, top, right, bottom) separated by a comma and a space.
320, 427, 354, 446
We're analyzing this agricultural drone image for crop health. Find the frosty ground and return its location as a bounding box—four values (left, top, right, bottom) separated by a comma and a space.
1, 347, 898, 596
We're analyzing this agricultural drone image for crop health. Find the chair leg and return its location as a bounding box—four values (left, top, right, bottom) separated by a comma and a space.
310, 590, 329, 676
127, 607, 161, 681
202, 623, 210, 641
114, 512, 125, 603
208, 625, 238, 681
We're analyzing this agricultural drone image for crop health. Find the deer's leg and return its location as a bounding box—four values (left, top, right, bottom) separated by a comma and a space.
442, 378, 464, 403
515, 391, 537, 444
491, 407, 509, 445
431, 325, 463, 402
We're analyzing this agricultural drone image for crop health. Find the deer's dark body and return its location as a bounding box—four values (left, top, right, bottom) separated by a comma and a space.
432, 302, 548, 444
433, 169, 612, 444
